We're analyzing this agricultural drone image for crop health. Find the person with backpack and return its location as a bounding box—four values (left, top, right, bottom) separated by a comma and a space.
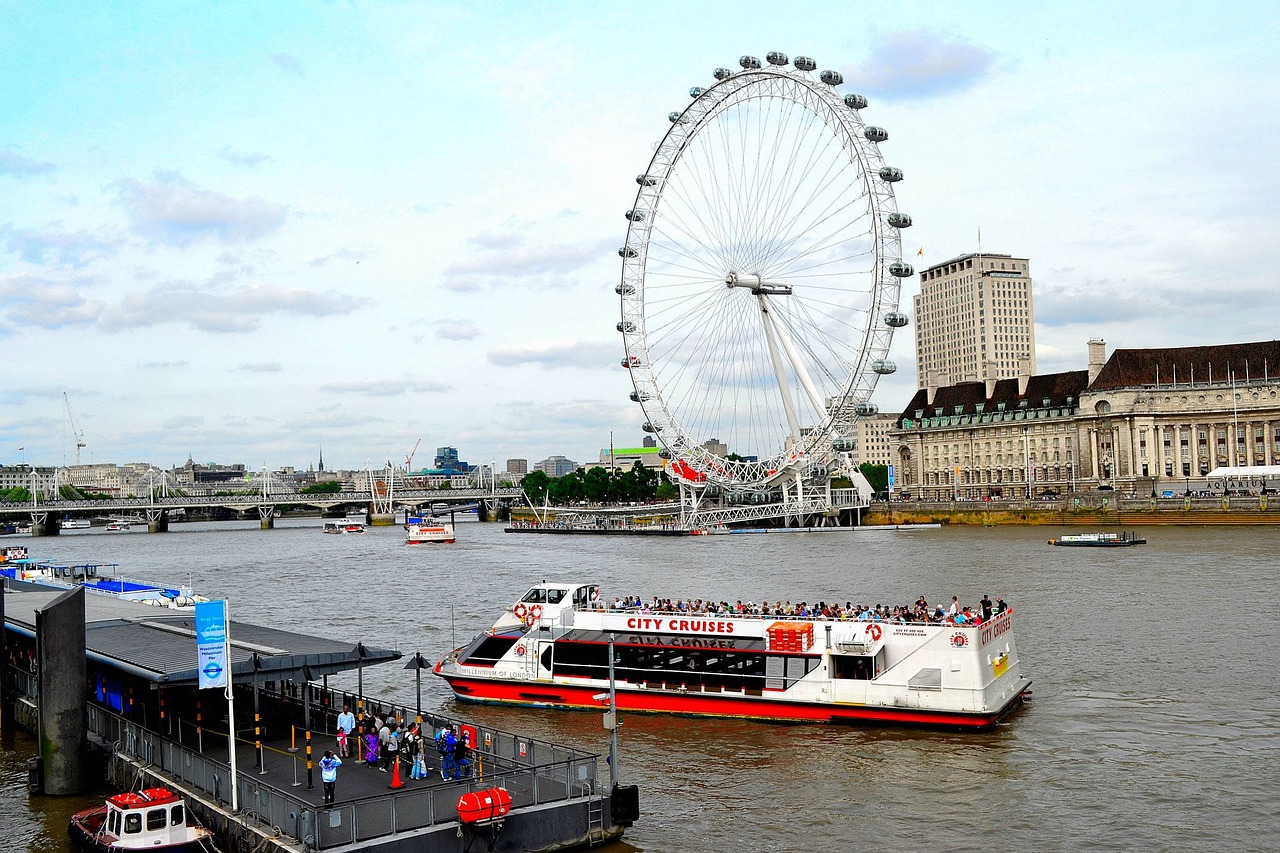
452, 732, 471, 780
319, 750, 341, 806
440, 727, 457, 780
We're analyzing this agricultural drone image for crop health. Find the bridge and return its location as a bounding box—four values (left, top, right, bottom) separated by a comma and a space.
0, 487, 524, 535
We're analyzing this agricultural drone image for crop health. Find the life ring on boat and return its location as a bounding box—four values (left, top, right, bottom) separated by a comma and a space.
865, 624, 882, 641
515, 644, 526, 656
513, 602, 528, 619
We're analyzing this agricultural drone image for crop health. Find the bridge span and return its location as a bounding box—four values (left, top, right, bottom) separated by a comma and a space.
0, 487, 523, 535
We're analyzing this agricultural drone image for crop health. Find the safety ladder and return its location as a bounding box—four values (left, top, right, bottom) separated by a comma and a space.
586, 791, 605, 843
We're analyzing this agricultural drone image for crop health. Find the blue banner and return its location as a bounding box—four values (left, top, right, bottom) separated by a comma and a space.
195, 600, 229, 690
887, 464, 895, 487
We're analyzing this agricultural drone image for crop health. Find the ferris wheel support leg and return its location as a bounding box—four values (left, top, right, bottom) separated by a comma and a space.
758, 297, 802, 442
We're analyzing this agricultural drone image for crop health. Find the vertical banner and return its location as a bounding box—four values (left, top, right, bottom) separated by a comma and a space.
195, 600, 229, 690
887, 464, 895, 499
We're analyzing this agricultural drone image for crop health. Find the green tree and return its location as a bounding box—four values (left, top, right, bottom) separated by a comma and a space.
583, 466, 611, 503
859, 462, 889, 496
300, 481, 342, 494
655, 479, 678, 501
520, 470, 550, 505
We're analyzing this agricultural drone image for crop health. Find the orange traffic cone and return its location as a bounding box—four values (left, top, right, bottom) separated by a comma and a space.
388, 755, 404, 789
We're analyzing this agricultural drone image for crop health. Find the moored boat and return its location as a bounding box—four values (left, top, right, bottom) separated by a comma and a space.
105, 521, 130, 532
323, 521, 365, 534
1049, 531, 1146, 547
68, 786, 212, 852
407, 517, 456, 544
61, 518, 92, 530
1, 558, 207, 609
435, 582, 1030, 729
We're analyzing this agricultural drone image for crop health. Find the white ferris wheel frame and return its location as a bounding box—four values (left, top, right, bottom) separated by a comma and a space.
618, 61, 907, 489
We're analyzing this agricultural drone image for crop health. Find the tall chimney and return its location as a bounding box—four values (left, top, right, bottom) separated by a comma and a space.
1088, 338, 1107, 385
1017, 357, 1031, 396
985, 361, 998, 398
926, 369, 939, 406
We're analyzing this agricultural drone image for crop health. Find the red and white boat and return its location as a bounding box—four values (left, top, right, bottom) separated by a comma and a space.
406, 517, 456, 544
435, 582, 1031, 729
68, 787, 212, 852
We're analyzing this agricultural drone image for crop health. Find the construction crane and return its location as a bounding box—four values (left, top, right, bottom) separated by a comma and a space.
405, 438, 422, 471
64, 392, 87, 464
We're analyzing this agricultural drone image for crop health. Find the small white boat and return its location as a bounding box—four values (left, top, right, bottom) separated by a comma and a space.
105, 521, 130, 532
407, 517, 456, 544
61, 518, 91, 530
69, 786, 211, 852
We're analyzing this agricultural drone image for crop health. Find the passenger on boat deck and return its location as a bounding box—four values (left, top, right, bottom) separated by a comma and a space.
948, 596, 959, 617
995, 597, 1008, 614
981, 595, 993, 620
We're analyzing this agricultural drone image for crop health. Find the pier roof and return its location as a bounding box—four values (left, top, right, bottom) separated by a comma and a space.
2, 584, 401, 686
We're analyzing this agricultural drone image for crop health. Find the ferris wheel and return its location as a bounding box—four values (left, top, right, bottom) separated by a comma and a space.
617, 52, 913, 512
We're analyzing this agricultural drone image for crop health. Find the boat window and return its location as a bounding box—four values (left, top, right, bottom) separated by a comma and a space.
521, 589, 547, 604
832, 654, 876, 680
147, 808, 167, 831
124, 813, 142, 834
108, 809, 120, 835
170, 804, 184, 826
545, 588, 567, 604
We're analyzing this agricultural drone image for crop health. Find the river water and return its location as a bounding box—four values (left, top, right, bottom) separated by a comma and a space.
2, 520, 1278, 852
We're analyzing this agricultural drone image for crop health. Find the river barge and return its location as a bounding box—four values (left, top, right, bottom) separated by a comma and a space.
1049, 532, 1146, 547
436, 582, 1030, 729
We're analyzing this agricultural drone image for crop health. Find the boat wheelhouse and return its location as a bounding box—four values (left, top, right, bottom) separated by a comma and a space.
68, 786, 211, 852
436, 582, 1030, 729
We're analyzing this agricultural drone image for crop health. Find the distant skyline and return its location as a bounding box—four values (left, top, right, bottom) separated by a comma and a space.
3, 2, 1278, 470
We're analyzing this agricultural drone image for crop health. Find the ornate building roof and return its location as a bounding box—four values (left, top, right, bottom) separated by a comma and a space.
1090, 340, 1280, 390
897, 370, 1088, 427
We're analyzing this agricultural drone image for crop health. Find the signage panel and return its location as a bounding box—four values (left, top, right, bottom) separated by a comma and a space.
195, 600, 229, 690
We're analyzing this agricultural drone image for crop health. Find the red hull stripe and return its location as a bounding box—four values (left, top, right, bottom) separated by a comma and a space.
441, 674, 1025, 728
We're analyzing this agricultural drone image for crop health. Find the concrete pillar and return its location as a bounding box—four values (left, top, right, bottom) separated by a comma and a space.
147, 510, 169, 534
30, 514, 60, 537
260, 514, 275, 530
368, 513, 395, 527
37, 585, 87, 795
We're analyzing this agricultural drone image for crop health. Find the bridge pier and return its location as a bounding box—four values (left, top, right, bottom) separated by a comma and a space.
30, 512, 60, 537
258, 506, 275, 530
146, 508, 169, 534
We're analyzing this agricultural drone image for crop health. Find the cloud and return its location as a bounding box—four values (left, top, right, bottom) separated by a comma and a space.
487, 339, 618, 368
218, 145, 273, 168
843, 30, 998, 99
138, 360, 189, 369
3, 224, 121, 267
443, 232, 613, 291
236, 362, 283, 372
320, 379, 451, 396
0, 273, 102, 329
436, 322, 480, 341
307, 247, 372, 268
114, 173, 288, 246
0, 149, 55, 176
280, 412, 383, 430
102, 282, 367, 333
162, 415, 205, 429
502, 398, 633, 432
271, 52, 303, 75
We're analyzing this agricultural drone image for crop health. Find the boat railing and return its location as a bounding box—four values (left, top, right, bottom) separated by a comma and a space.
573, 602, 1002, 628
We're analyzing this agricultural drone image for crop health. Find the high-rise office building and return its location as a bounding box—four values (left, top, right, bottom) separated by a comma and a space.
913, 253, 1036, 388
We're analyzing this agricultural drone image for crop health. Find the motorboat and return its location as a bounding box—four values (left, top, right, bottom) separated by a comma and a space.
324, 521, 365, 534
1048, 531, 1146, 547
69, 786, 212, 852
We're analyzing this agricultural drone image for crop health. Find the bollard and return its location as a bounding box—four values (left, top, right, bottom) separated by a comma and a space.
290, 753, 302, 788
306, 729, 314, 790
288, 725, 298, 753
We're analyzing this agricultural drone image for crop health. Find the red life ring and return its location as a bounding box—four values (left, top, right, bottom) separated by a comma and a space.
865, 624, 882, 641
515, 644, 526, 656
529, 604, 543, 621
513, 602, 528, 619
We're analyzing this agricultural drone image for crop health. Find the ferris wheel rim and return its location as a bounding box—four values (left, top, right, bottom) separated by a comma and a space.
618, 59, 906, 485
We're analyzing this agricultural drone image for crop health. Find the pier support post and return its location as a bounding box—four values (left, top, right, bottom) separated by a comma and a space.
258, 506, 275, 530
146, 508, 169, 533
36, 586, 86, 795
29, 513, 60, 537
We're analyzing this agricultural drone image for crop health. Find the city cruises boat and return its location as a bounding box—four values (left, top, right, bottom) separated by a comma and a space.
69, 786, 212, 852
61, 517, 91, 530
435, 582, 1030, 729
1048, 531, 1146, 547
105, 521, 130, 532
407, 516, 456, 544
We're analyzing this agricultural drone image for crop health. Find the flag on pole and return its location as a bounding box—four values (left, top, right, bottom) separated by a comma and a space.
917, 247, 923, 256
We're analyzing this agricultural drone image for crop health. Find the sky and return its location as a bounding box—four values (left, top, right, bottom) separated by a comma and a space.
2, 1, 1278, 472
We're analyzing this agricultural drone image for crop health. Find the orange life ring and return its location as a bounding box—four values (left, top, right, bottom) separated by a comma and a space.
865, 624, 882, 641
513, 602, 528, 619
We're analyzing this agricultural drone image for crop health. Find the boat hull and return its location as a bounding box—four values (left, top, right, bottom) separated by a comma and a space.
438, 670, 1029, 730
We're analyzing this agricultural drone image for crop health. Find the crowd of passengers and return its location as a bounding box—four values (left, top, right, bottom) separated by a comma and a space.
592, 594, 1009, 625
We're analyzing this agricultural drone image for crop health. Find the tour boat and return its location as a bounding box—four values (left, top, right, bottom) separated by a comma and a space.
435, 582, 1031, 729
61, 518, 91, 530
323, 521, 365, 534
68, 786, 212, 852
105, 521, 130, 532
407, 517, 456, 544
1, 559, 207, 609
1049, 531, 1146, 547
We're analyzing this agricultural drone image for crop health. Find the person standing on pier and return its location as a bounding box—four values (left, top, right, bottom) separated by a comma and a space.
336, 705, 355, 758
319, 750, 341, 806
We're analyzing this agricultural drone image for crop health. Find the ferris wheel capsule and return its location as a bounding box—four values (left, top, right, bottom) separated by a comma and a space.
884, 311, 909, 327
888, 212, 913, 229
616, 282, 635, 296
889, 261, 914, 278
636, 174, 657, 186
854, 403, 880, 416
689, 86, 705, 98
619, 246, 638, 258
766, 51, 789, 66
626, 209, 645, 221
864, 126, 888, 143
819, 70, 844, 86
879, 167, 904, 182
833, 439, 855, 452
793, 56, 816, 71
843, 93, 868, 110
642, 421, 662, 433
872, 359, 897, 375
739, 55, 761, 69
714, 67, 734, 81
629, 390, 650, 402
617, 320, 636, 333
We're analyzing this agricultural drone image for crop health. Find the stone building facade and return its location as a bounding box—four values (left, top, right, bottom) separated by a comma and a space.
891, 338, 1280, 498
